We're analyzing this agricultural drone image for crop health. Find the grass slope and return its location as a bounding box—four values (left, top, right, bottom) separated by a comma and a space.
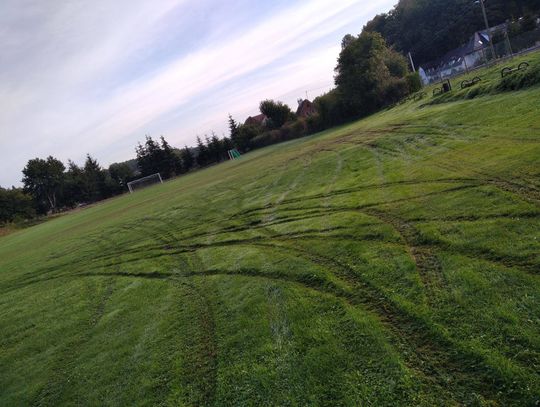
424, 51, 540, 104
1, 64, 540, 406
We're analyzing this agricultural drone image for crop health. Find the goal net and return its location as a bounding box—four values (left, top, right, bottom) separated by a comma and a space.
127, 173, 163, 193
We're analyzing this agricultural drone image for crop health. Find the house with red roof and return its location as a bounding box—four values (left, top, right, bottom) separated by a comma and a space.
244, 113, 268, 126
296, 99, 317, 118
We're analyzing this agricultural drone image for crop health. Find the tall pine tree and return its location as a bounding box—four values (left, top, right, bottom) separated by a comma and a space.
180, 145, 194, 172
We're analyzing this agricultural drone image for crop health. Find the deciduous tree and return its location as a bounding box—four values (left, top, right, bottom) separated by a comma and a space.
0, 187, 35, 223
22, 156, 65, 213
335, 32, 409, 116
259, 100, 294, 129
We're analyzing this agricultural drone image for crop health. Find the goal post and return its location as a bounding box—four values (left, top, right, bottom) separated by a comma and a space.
227, 149, 241, 160
127, 173, 163, 193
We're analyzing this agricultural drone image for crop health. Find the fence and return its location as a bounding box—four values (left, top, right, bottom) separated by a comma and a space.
420, 28, 540, 84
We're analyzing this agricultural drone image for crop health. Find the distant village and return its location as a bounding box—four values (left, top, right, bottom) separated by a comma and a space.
419, 17, 540, 83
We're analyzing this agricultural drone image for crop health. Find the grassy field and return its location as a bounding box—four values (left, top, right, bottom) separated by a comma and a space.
1, 59, 540, 406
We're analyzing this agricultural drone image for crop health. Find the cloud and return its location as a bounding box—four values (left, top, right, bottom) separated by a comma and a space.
0, 0, 395, 186
162, 44, 342, 139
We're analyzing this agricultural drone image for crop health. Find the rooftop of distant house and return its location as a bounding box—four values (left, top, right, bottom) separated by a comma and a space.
244, 113, 267, 126
296, 99, 317, 118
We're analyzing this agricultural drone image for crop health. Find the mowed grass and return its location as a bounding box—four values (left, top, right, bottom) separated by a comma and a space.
423, 50, 540, 104
1, 68, 540, 406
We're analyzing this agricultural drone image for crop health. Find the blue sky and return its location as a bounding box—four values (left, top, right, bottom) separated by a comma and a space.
0, 0, 396, 187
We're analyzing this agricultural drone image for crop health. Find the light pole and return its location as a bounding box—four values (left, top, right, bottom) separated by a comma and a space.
476, 0, 496, 60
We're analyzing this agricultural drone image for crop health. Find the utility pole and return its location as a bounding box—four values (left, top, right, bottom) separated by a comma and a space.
408, 52, 416, 72
504, 27, 513, 57
477, 0, 496, 60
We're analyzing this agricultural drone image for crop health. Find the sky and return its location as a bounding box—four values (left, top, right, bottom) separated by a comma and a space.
0, 0, 396, 187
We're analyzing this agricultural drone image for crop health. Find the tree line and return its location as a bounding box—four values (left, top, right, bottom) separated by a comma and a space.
0, 136, 185, 223
227, 31, 422, 153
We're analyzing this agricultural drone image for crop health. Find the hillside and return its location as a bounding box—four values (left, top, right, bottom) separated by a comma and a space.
1, 60, 539, 405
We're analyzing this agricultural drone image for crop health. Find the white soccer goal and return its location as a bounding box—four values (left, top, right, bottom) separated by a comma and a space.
127, 173, 163, 193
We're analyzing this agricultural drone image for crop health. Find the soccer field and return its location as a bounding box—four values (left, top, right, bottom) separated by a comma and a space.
1, 73, 539, 404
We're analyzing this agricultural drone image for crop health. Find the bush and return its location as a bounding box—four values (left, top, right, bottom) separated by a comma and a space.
250, 131, 282, 149
0, 188, 36, 224
385, 77, 410, 104
259, 100, 294, 129
313, 90, 354, 130
236, 124, 262, 152
306, 114, 323, 134
281, 119, 307, 140
406, 72, 422, 93
465, 87, 482, 99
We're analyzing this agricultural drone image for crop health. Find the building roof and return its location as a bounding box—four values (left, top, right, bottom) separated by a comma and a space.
421, 23, 507, 72
244, 114, 267, 126
296, 99, 317, 118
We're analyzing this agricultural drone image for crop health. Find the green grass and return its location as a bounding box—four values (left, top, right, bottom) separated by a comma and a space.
1, 58, 540, 406
422, 50, 540, 105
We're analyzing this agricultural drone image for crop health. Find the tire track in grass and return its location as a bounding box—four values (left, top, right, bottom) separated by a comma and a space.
247, 239, 527, 405
7, 213, 534, 300
263, 155, 313, 224
236, 184, 479, 229
259, 160, 293, 210
227, 204, 540, 242
31, 278, 116, 407
6, 185, 536, 298
243, 198, 462, 399
488, 177, 540, 205
434, 159, 540, 206
112, 281, 182, 405
105, 252, 218, 406
250, 241, 460, 398
10, 190, 537, 298
362, 141, 445, 302
0, 229, 352, 295
116, 216, 181, 248
247, 208, 539, 275
171, 251, 218, 406
30, 215, 127, 404
408, 211, 540, 223
427, 237, 540, 274
71, 260, 505, 404
18, 240, 536, 405
362, 209, 539, 274
234, 177, 478, 217
322, 150, 344, 231
365, 209, 447, 304
164, 276, 218, 406
243, 166, 528, 404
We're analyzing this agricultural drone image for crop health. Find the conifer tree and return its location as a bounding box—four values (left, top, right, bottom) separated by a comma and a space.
180, 145, 194, 172
196, 136, 209, 167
